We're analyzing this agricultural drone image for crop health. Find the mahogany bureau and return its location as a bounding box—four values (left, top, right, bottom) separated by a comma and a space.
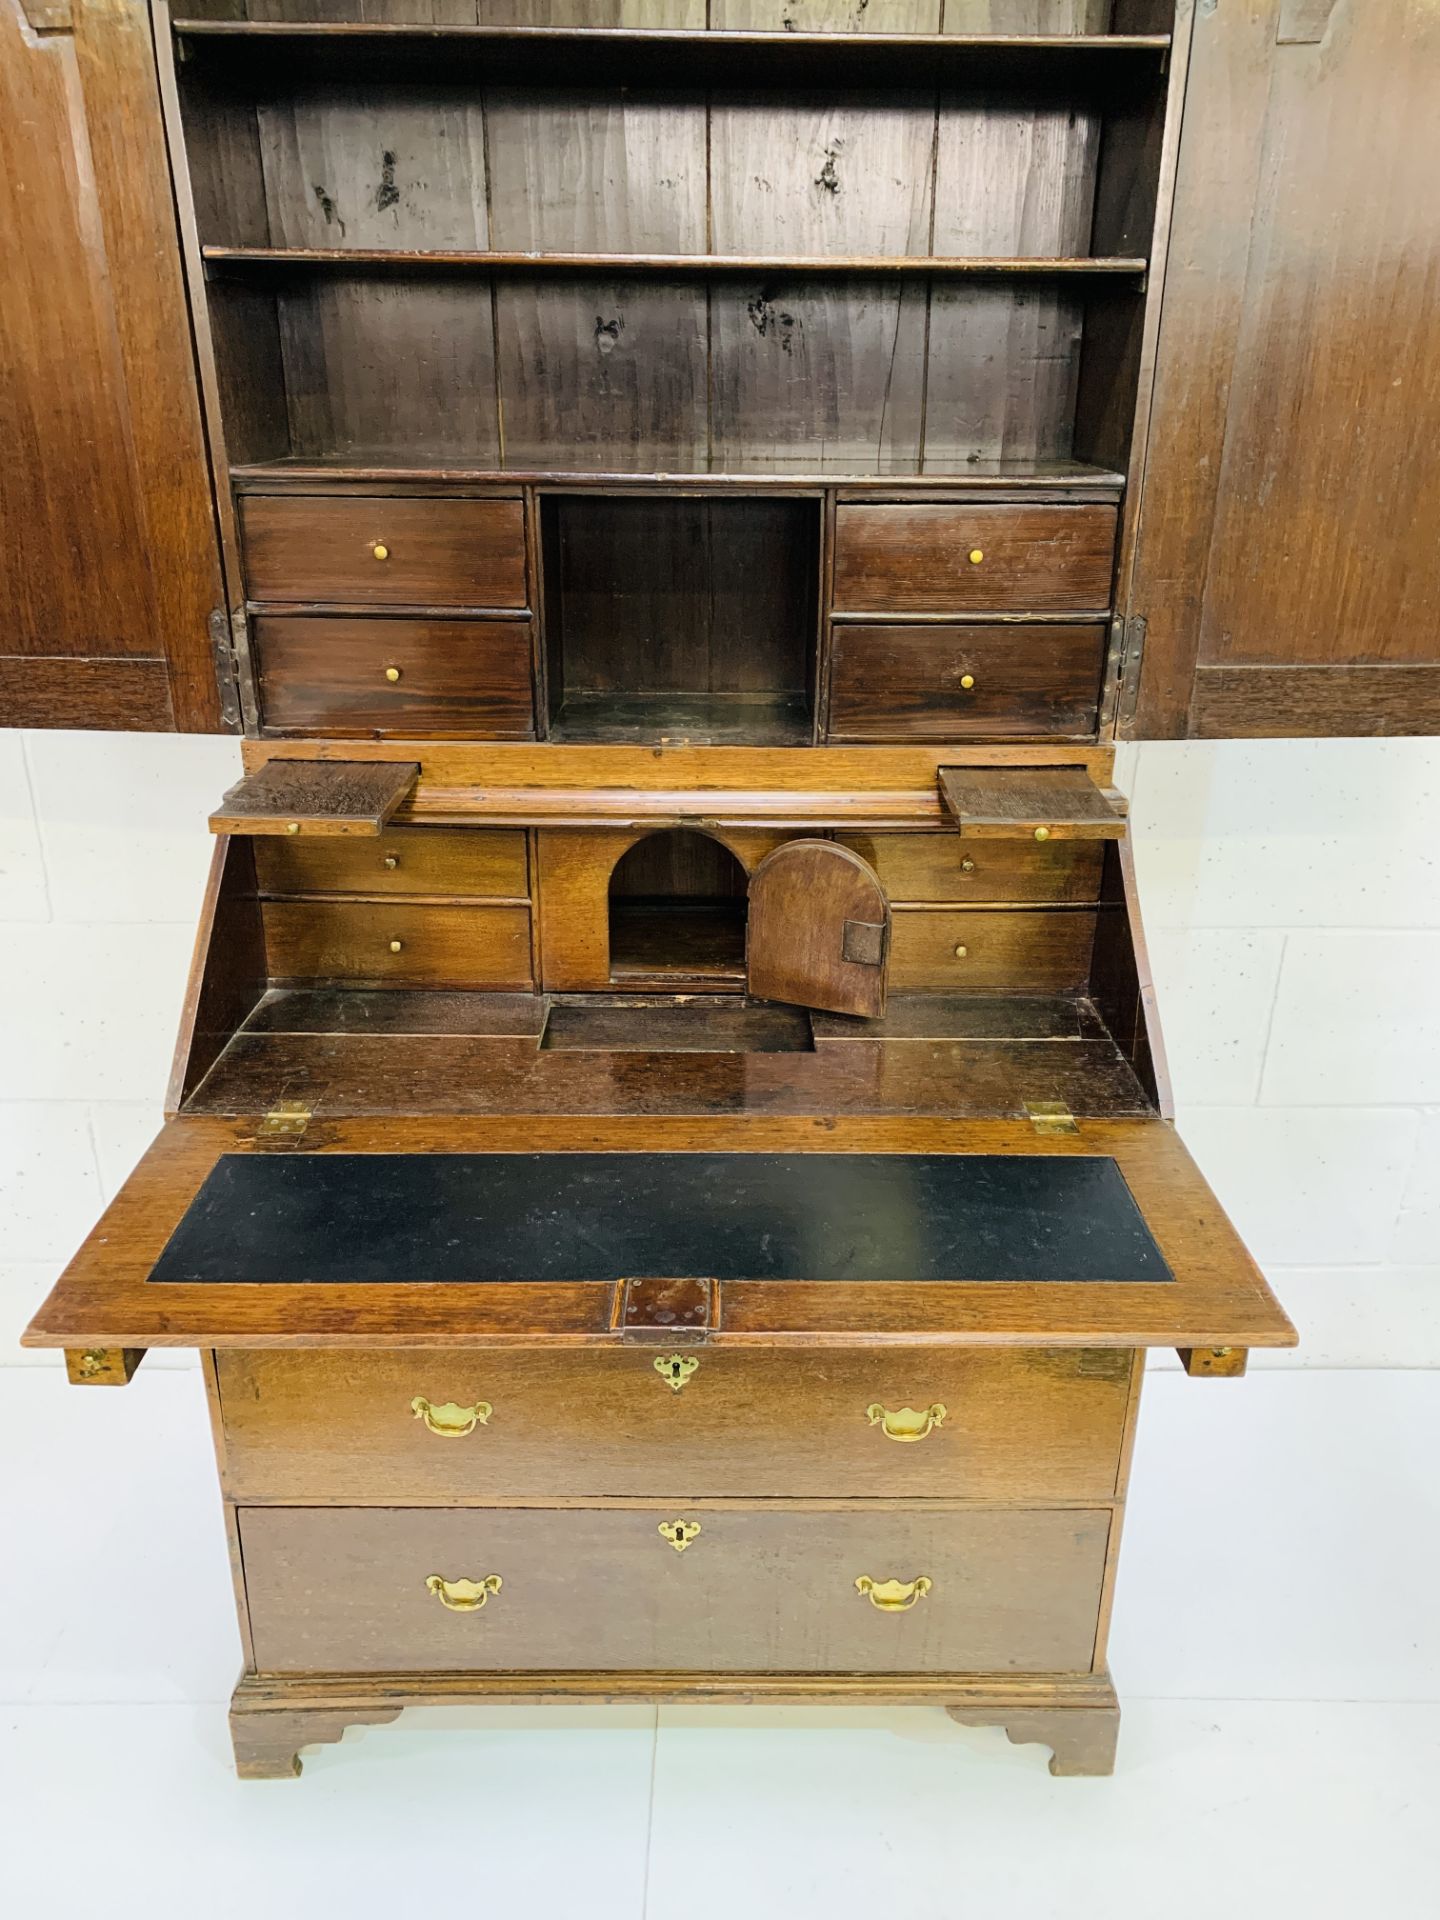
19, 0, 1301, 1781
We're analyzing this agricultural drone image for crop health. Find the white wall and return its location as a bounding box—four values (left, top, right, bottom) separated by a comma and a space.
2, 730, 1436, 1370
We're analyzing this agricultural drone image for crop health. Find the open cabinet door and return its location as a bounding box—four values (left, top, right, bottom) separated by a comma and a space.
747, 841, 889, 1019
0, 0, 228, 732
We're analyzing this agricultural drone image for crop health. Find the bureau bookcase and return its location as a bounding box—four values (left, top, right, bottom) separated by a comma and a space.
24, 0, 1299, 1781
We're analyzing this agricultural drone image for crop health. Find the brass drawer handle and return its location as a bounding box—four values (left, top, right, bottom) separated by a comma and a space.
658, 1520, 702, 1553
384, 665, 402, 682
655, 1353, 699, 1392
959, 673, 975, 690
372, 542, 390, 561
865, 1401, 947, 1443
425, 1573, 501, 1612
968, 548, 984, 564
411, 1395, 492, 1438
855, 1575, 932, 1613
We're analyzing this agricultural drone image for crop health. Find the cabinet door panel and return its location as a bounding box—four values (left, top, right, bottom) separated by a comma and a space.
1130, 0, 1440, 737
0, 0, 225, 731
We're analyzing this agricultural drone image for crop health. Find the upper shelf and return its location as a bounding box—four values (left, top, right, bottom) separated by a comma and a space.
171, 22, 1172, 89
202, 247, 1147, 279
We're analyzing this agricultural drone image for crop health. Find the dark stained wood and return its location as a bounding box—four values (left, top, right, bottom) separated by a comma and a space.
215, 1343, 1131, 1503
167, 837, 269, 1114
254, 826, 529, 900
938, 765, 1126, 839
253, 616, 536, 737
245, 989, 547, 1037
827, 622, 1106, 739
1188, 666, 1440, 741
748, 840, 890, 1017
541, 496, 816, 732
239, 496, 527, 607
210, 758, 420, 837
0, 659, 174, 731
0, 0, 225, 731
1129, 0, 1440, 739
833, 505, 1117, 612
263, 901, 534, 990
541, 998, 813, 1054
834, 831, 1104, 903
809, 991, 1107, 1043
239, 1504, 1110, 1675
179, 1026, 1152, 1118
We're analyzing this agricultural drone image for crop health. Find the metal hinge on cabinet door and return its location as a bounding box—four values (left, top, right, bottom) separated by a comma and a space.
1108, 614, 1147, 737
209, 606, 244, 730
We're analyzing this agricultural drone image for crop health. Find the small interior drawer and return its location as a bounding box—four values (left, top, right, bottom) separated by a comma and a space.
832, 504, 1117, 613
835, 832, 1105, 904
239, 495, 528, 608
827, 622, 1106, 740
239, 1504, 1111, 1676
253, 826, 529, 901
253, 616, 535, 738
262, 900, 533, 989
889, 908, 1098, 991
216, 1345, 1134, 1505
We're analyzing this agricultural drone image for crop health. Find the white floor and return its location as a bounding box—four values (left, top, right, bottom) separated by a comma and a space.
3, 1366, 1437, 1917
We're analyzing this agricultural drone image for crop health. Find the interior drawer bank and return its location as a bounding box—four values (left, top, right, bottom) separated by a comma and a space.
827, 622, 1106, 740
215, 1347, 1134, 1504
889, 908, 1098, 992
252, 616, 535, 738
832, 503, 1117, 613
262, 900, 532, 989
239, 496, 528, 608
239, 1505, 1112, 1676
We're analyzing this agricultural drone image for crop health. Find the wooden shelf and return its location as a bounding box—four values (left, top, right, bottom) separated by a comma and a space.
229, 458, 1126, 492
172, 22, 1171, 89
203, 245, 1146, 279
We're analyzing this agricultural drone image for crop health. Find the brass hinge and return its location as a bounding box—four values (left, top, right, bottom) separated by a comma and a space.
254, 1099, 312, 1147
209, 606, 243, 731
1025, 1100, 1078, 1136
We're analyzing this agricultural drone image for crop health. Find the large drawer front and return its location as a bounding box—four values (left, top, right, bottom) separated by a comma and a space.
254, 826, 528, 901
835, 832, 1104, 905
240, 1505, 1111, 1675
827, 622, 1106, 740
262, 900, 533, 988
253, 616, 535, 737
832, 504, 1117, 613
240, 496, 528, 607
216, 1347, 1132, 1503
889, 909, 1097, 992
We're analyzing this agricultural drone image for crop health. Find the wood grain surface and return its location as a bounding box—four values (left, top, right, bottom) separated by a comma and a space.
238, 1504, 1111, 1674
216, 1343, 1133, 1503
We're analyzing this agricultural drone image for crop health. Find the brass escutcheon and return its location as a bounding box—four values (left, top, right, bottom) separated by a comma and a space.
658, 1520, 702, 1553
655, 1354, 699, 1392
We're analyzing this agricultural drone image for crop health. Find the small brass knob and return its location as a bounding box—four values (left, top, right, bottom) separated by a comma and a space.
372, 543, 389, 561
285, 822, 300, 835
389, 938, 404, 953
960, 857, 975, 873
383, 854, 399, 870
954, 944, 968, 959
968, 548, 984, 564
1034, 826, 1051, 842
959, 673, 975, 690
384, 665, 402, 683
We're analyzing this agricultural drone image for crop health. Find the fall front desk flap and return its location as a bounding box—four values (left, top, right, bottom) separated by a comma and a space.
146, 1152, 1172, 1287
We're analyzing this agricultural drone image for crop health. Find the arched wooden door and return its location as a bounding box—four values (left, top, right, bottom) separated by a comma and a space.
746, 841, 889, 1019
